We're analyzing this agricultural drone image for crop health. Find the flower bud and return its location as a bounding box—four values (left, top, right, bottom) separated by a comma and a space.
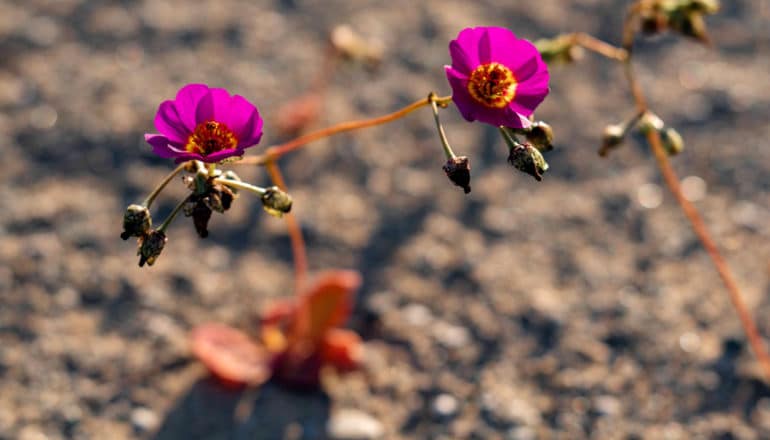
687, 0, 719, 14
636, 112, 664, 135
535, 35, 584, 64
599, 124, 626, 157
137, 230, 167, 267
442, 156, 471, 194
525, 121, 554, 152
661, 127, 684, 156
507, 143, 549, 182
121, 204, 151, 240
670, 11, 711, 44
261, 186, 293, 218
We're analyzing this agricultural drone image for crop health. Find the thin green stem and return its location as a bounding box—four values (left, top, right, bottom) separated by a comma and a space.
157, 197, 189, 232
143, 163, 186, 208
429, 93, 457, 160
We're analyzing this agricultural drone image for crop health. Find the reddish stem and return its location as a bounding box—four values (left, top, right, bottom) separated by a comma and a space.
265, 161, 308, 294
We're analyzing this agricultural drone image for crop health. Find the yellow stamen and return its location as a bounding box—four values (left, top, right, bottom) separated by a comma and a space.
185, 121, 238, 156
467, 62, 517, 108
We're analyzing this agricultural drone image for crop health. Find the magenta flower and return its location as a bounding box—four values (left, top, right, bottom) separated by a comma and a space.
445, 27, 549, 129
145, 84, 263, 163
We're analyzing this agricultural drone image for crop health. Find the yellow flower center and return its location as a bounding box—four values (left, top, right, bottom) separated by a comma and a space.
185, 121, 238, 156
467, 62, 517, 108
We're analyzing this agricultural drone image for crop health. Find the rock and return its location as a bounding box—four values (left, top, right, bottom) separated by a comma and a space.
432, 393, 459, 418
327, 409, 384, 440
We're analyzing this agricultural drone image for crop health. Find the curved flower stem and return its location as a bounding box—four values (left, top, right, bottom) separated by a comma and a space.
157, 197, 189, 233
214, 178, 267, 196
237, 94, 453, 166
622, 28, 770, 379
646, 126, 770, 380
265, 160, 307, 294
429, 93, 457, 160
143, 163, 186, 208
570, 32, 629, 61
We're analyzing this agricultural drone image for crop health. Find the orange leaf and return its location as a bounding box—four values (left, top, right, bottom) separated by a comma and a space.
190, 323, 271, 387
320, 328, 363, 372
290, 270, 362, 345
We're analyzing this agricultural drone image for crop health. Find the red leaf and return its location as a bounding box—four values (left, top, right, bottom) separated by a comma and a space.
191, 323, 271, 386
321, 328, 363, 372
289, 270, 362, 345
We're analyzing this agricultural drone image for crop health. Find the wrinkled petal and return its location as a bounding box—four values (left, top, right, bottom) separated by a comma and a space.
154, 101, 188, 144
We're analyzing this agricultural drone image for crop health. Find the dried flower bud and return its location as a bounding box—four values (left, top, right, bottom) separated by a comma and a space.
670, 11, 711, 44
191, 202, 212, 238
526, 121, 554, 152
636, 112, 664, 135
599, 124, 626, 157
507, 143, 549, 182
330, 25, 384, 68
137, 230, 167, 267
121, 204, 151, 240
640, 10, 669, 35
442, 156, 471, 194
261, 186, 293, 218
661, 127, 684, 155
203, 191, 224, 213
535, 35, 584, 64
687, 0, 719, 15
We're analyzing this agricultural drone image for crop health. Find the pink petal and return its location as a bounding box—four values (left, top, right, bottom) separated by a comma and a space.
154, 101, 189, 144
145, 134, 186, 158
198, 148, 245, 163
174, 84, 210, 132
227, 95, 264, 147
449, 27, 485, 73
445, 66, 476, 122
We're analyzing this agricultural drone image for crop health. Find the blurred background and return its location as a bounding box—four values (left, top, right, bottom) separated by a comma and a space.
1, 0, 770, 438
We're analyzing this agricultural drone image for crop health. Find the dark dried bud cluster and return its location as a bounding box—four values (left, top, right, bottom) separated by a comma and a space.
638, 0, 719, 44
137, 230, 167, 267
443, 156, 471, 194
261, 186, 293, 218
182, 173, 238, 238
121, 204, 151, 240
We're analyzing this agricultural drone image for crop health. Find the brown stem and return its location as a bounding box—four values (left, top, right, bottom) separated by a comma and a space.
265, 160, 307, 294
622, 24, 770, 379
237, 95, 452, 166
571, 33, 629, 61
646, 129, 770, 379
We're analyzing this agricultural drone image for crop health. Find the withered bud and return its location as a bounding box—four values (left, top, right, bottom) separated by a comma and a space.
219, 185, 235, 211
535, 35, 584, 65
137, 230, 167, 267
121, 204, 151, 240
330, 25, 384, 68
261, 186, 293, 218
442, 156, 471, 194
599, 124, 626, 157
640, 10, 669, 35
508, 143, 549, 182
526, 121, 554, 152
661, 127, 685, 156
190, 201, 212, 238
686, 0, 720, 14
670, 11, 711, 44
636, 112, 664, 135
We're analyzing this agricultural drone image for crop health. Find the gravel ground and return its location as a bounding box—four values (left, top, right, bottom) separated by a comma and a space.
2, 0, 770, 439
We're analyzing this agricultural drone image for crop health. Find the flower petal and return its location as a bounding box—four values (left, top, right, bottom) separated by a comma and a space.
445, 66, 477, 122
227, 94, 264, 147
191, 323, 271, 387
154, 101, 189, 144
173, 84, 210, 132
199, 148, 245, 164
194, 88, 233, 125
503, 107, 533, 129
449, 27, 485, 73
145, 134, 186, 158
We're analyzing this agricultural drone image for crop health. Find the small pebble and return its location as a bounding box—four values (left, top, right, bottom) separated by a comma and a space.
327, 409, 384, 440
131, 407, 158, 432
637, 183, 663, 209
432, 393, 459, 418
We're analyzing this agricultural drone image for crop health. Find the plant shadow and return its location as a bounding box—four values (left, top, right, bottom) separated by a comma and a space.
152, 377, 330, 440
